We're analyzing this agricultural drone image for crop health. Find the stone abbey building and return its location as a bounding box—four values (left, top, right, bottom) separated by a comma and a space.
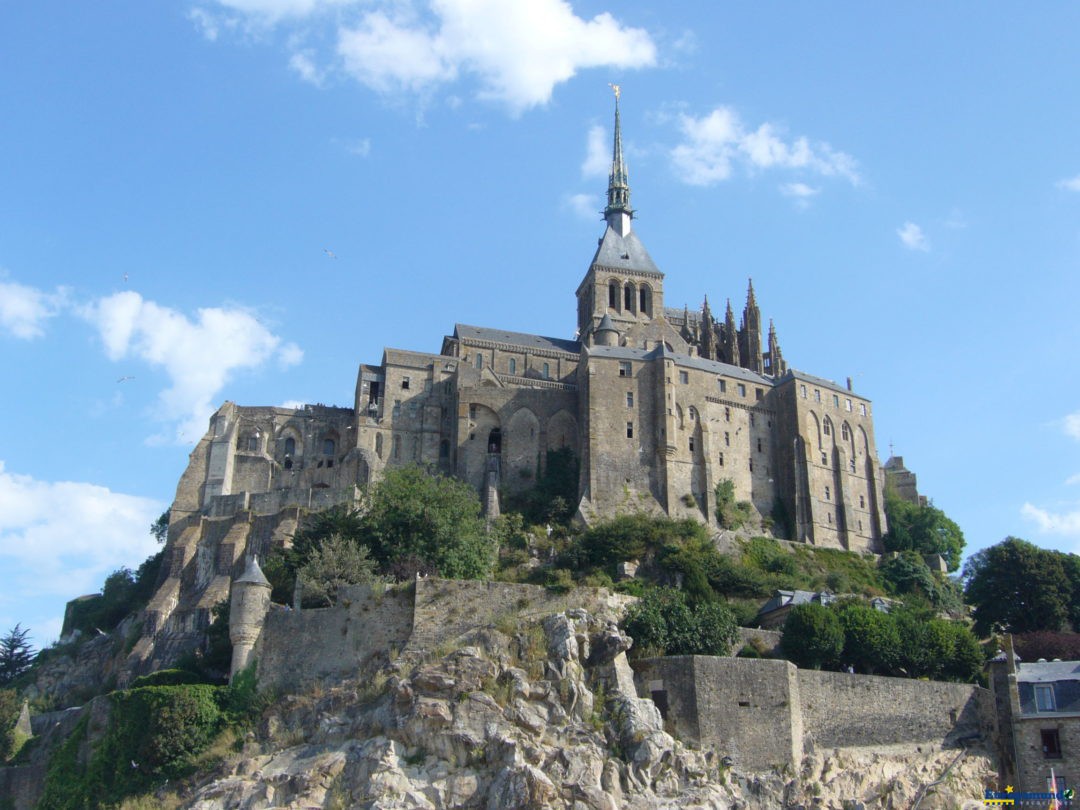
171, 96, 887, 563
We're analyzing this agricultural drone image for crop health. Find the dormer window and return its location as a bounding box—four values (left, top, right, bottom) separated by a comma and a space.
1035, 684, 1057, 712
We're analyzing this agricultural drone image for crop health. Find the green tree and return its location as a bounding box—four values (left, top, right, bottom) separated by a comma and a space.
151, 509, 170, 544
780, 602, 844, 670
361, 466, 493, 579
714, 479, 753, 530
0, 624, 34, 685
622, 588, 738, 658
0, 688, 22, 760
963, 537, 1071, 636
883, 491, 965, 572
893, 608, 954, 679
835, 600, 900, 674
296, 534, 383, 607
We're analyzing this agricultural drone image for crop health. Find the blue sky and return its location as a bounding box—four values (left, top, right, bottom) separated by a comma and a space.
3, 2, 1079, 648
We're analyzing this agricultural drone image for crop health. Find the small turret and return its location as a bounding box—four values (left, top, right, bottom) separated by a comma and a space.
229, 555, 272, 681
594, 313, 620, 347
723, 299, 740, 366
700, 296, 717, 360
767, 319, 787, 377
739, 279, 763, 373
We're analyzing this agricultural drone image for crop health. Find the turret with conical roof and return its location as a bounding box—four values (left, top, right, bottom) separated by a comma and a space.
229, 554, 272, 681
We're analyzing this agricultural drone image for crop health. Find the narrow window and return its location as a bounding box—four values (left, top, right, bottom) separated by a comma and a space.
624, 285, 633, 311
509, 358, 517, 375
689, 436, 695, 452
823, 419, 832, 436
749, 460, 754, 472
725, 407, 730, 422
821, 451, 828, 466
825, 486, 831, 501
476, 354, 483, 369
750, 413, 756, 427
401, 376, 410, 390
469, 404, 477, 420
679, 370, 689, 384
858, 520, 862, 531
375, 433, 383, 458
284, 437, 295, 456
814, 389, 821, 402
859, 495, 865, 508
757, 438, 763, 453
718, 379, 727, 393
725, 431, 730, 446
800, 384, 807, 398
842, 423, 851, 441
845, 398, 852, 412
689, 406, 698, 421
609, 280, 619, 309
393, 399, 401, 416
827, 512, 833, 524
626, 391, 634, 407
542, 362, 550, 379
619, 362, 631, 377
1036, 685, 1057, 712
756, 387, 763, 401
245, 436, 258, 452
1042, 729, 1062, 759
393, 435, 401, 459
850, 459, 856, 473
626, 421, 634, 439
639, 286, 651, 315
412, 437, 419, 459
323, 438, 335, 455
738, 383, 746, 397
718, 451, 725, 466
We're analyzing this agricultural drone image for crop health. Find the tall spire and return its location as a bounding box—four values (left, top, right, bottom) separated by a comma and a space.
604, 84, 633, 235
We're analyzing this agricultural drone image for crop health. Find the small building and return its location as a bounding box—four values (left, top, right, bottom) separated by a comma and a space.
988, 648, 1079, 794
756, 589, 835, 629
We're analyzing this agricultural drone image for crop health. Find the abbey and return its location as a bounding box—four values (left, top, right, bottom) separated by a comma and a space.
172, 96, 887, 559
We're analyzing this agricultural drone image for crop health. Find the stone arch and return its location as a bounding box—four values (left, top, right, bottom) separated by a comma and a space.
624, 280, 636, 314
547, 409, 579, 455
506, 408, 541, 489
676, 403, 685, 430
608, 279, 620, 312
857, 425, 870, 457
277, 424, 302, 460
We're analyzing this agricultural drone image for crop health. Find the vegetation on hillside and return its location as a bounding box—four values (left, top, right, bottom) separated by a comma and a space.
883, 488, 965, 572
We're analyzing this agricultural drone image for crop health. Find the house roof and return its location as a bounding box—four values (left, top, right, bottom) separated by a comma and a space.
1016, 660, 1080, 683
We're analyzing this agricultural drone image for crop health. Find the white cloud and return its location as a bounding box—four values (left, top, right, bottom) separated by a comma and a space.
1056, 174, 1080, 192
582, 125, 609, 178
565, 192, 601, 222
0, 462, 163, 602
0, 279, 67, 339
279, 399, 307, 410
289, 51, 324, 85
1021, 502, 1080, 537
897, 222, 930, 252
671, 106, 859, 187
80, 291, 302, 443
1063, 410, 1080, 440
780, 182, 819, 208
1066, 473, 1080, 486
336, 0, 656, 112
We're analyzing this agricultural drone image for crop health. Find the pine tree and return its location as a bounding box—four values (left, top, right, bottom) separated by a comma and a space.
0, 624, 34, 685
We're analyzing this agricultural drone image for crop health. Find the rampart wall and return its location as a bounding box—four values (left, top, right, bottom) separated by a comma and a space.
633, 655, 994, 771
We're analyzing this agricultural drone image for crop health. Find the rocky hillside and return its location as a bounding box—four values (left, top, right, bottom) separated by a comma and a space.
160, 610, 992, 810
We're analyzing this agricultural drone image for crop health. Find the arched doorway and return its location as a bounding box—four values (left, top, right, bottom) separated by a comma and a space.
487, 428, 502, 454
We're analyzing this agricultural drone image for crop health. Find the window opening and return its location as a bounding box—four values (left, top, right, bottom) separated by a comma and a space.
626, 391, 634, 407
1036, 684, 1057, 712
626, 421, 634, 438
401, 376, 410, 390
1042, 729, 1062, 759
619, 362, 631, 377
509, 358, 517, 375
323, 438, 335, 455
679, 370, 689, 384
487, 428, 502, 454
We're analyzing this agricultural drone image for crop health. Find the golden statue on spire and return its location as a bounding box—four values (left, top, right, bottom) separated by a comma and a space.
608, 82, 621, 100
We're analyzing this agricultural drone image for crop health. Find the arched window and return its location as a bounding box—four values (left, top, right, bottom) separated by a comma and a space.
639, 284, 651, 316
624, 283, 634, 312
688, 406, 698, 421
841, 423, 850, 441
609, 280, 620, 310
508, 358, 517, 375
323, 438, 335, 455
823, 418, 832, 436
284, 437, 296, 456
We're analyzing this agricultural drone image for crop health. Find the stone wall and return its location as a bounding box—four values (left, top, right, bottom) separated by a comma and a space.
736, 627, 782, 657
797, 669, 989, 750
633, 656, 992, 772
1012, 716, 1080, 794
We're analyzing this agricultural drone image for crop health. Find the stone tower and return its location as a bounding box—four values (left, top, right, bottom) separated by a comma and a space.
228, 555, 271, 681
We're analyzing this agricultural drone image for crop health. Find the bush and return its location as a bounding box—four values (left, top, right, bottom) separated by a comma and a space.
715, 480, 753, 530
780, 603, 843, 670
1013, 630, 1080, 662
622, 588, 738, 658
129, 669, 206, 688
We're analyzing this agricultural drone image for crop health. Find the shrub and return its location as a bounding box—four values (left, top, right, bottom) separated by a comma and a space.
780, 603, 843, 670
714, 480, 753, 530
623, 588, 738, 658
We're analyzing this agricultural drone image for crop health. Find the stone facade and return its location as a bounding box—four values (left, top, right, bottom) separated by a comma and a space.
633, 655, 992, 772
988, 648, 1080, 794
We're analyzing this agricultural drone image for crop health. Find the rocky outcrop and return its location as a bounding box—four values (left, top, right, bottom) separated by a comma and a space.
173, 610, 993, 809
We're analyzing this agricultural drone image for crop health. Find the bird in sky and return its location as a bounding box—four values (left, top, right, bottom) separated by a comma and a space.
122, 272, 128, 283
324, 249, 337, 259
116, 375, 135, 383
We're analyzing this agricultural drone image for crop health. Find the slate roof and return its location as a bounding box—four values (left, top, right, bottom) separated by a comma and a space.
1016, 660, 1080, 683
1016, 661, 1080, 715
779, 368, 865, 398
586, 344, 774, 386
454, 324, 581, 355
589, 225, 661, 276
